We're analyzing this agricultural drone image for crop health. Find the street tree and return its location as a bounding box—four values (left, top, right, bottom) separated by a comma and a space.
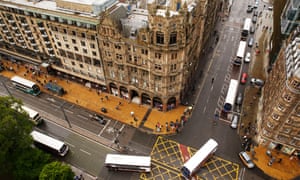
0, 96, 51, 180
0, 96, 34, 174
39, 161, 75, 180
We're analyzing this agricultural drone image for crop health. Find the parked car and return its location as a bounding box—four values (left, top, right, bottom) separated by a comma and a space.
250, 26, 255, 34
253, 1, 259, 8
252, 16, 257, 23
253, 10, 258, 17
248, 37, 254, 47
268, 6, 273, 11
236, 92, 243, 105
250, 78, 264, 87
93, 114, 107, 125
239, 151, 255, 168
244, 52, 251, 63
240, 73, 248, 84
247, 5, 253, 13
231, 115, 239, 129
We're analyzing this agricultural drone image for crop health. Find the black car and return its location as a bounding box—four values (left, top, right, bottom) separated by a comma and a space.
253, 10, 258, 17
93, 114, 107, 125
247, 5, 253, 13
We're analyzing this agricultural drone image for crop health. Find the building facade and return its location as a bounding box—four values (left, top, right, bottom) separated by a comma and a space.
0, 0, 221, 111
259, 26, 300, 156
281, 0, 300, 35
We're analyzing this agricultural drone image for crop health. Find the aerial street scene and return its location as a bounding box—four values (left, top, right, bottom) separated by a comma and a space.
0, 0, 300, 179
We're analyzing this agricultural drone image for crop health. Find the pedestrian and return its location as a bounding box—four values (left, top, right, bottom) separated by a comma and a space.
278, 158, 282, 163
211, 77, 214, 84
165, 122, 169, 132
79, 174, 84, 180
100, 97, 103, 102
105, 95, 109, 100
119, 101, 122, 106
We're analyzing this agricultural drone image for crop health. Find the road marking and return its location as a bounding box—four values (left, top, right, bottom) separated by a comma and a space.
46, 97, 56, 102
50, 103, 59, 108
77, 114, 88, 120
65, 109, 74, 114
203, 106, 206, 113
98, 119, 111, 136
80, 149, 91, 155
65, 142, 75, 148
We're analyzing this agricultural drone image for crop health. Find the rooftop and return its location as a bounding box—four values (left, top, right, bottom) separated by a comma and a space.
0, 0, 118, 16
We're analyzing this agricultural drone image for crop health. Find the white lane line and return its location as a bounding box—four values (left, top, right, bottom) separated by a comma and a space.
80, 149, 91, 156
50, 103, 59, 108
65, 142, 75, 148
65, 109, 74, 114
77, 114, 89, 120
98, 119, 111, 136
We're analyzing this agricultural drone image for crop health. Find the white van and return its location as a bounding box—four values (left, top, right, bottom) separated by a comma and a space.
231, 115, 239, 129
239, 151, 255, 168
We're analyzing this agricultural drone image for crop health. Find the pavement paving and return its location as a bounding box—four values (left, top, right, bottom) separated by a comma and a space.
0, 57, 192, 179
239, 7, 300, 180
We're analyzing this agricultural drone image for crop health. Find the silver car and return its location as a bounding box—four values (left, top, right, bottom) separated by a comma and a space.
236, 93, 243, 105
250, 78, 264, 87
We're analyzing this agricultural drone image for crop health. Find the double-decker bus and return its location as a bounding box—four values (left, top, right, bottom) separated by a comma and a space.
11, 76, 41, 96
181, 139, 218, 179
105, 154, 151, 172
223, 79, 239, 112
30, 130, 69, 157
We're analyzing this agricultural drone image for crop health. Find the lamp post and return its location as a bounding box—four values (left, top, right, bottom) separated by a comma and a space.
60, 102, 72, 128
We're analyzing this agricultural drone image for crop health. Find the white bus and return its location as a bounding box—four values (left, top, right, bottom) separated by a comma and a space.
30, 130, 69, 157
241, 18, 251, 38
21, 105, 43, 125
223, 79, 239, 112
181, 139, 218, 179
11, 76, 41, 96
233, 41, 247, 66
105, 154, 151, 172
11, 104, 43, 125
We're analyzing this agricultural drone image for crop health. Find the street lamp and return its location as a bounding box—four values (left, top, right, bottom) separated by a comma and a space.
60, 102, 72, 128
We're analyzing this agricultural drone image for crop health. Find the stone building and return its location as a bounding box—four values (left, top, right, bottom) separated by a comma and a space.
0, 0, 222, 111
259, 26, 300, 156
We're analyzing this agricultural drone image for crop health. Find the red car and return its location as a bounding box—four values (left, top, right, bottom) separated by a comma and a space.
240, 73, 248, 84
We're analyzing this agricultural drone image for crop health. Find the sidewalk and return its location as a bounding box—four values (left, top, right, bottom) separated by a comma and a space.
0, 60, 192, 136
241, 8, 300, 180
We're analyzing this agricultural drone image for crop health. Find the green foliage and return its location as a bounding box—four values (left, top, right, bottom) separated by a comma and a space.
39, 161, 75, 180
0, 96, 34, 174
13, 148, 52, 180
0, 96, 52, 180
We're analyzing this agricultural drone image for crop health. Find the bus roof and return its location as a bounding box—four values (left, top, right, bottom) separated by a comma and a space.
11, 76, 36, 87
31, 130, 65, 151
105, 154, 151, 167
224, 79, 239, 111
236, 41, 247, 59
183, 139, 218, 171
21, 105, 39, 119
243, 18, 251, 31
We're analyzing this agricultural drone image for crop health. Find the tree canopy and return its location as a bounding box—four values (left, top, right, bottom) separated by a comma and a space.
39, 161, 75, 180
0, 96, 52, 179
